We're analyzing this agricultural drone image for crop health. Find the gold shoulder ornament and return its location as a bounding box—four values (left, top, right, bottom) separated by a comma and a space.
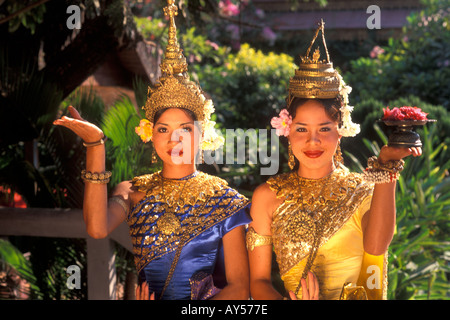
131, 171, 229, 206
246, 227, 273, 251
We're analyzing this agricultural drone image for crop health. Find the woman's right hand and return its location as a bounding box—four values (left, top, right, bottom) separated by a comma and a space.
53, 105, 104, 143
288, 271, 319, 300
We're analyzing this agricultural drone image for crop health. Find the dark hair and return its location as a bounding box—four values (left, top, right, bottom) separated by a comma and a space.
287, 97, 343, 126
153, 108, 197, 124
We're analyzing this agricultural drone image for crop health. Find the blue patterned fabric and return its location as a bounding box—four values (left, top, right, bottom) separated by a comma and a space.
128, 171, 251, 300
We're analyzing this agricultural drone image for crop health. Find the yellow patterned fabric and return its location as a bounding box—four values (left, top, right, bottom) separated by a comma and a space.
268, 168, 386, 300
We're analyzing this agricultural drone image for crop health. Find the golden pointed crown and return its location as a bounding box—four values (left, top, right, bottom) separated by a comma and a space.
144, 0, 207, 124
139, 0, 224, 150
287, 19, 344, 107
286, 19, 360, 137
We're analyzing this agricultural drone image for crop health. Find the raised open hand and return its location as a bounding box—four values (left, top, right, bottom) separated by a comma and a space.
53, 106, 104, 143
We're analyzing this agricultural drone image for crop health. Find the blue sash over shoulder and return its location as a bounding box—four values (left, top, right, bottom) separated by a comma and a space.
127, 171, 251, 299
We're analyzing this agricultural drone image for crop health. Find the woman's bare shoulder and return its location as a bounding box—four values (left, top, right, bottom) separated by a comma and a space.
251, 182, 283, 216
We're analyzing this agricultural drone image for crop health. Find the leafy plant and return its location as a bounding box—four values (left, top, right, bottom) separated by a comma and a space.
1, 1, 47, 35
0, 239, 42, 299
101, 94, 157, 187
389, 124, 450, 299
345, 0, 450, 109
343, 95, 450, 168
346, 123, 450, 300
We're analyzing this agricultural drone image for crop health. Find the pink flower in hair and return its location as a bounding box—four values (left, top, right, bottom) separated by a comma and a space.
271, 109, 292, 137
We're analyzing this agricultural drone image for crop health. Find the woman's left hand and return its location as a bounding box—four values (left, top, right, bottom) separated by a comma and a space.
135, 282, 155, 300
378, 145, 422, 163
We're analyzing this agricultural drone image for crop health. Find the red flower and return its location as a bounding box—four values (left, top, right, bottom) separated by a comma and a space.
382, 106, 428, 121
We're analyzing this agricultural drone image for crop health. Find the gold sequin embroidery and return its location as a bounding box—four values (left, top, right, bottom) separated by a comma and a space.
267, 168, 373, 277
128, 171, 250, 273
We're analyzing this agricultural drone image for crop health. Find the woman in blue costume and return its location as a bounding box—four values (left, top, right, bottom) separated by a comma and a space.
53, 0, 251, 300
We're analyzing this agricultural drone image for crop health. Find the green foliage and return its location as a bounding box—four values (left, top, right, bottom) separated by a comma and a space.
134, 16, 230, 69
180, 27, 230, 67
101, 94, 157, 187
2, 1, 46, 35
0, 239, 42, 299
0, 48, 86, 209
345, 0, 450, 109
134, 16, 168, 43
391, 126, 450, 300
347, 124, 450, 300
198, 43, 296, 130
343, 95, 450, 167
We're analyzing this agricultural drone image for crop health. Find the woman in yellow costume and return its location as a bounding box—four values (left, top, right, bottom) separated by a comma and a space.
247, 20, 422, 300
54, 0, 251, 300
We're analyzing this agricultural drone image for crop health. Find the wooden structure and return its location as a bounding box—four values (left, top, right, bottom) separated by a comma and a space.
81, 40, 161, 107
0, 207, 132, 300
252, 0, 423, 40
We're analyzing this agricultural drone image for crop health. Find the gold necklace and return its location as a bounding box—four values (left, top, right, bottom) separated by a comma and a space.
156, 173, 191, 236
293, 171, 333, 295
156, 172, 209, 299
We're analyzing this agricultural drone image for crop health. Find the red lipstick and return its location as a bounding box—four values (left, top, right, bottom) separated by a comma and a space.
304, 150, 323, 158
168, 149, 183, 157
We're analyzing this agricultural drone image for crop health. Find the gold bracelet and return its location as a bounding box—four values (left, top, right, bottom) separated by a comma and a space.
81, 170, 112, 184
363, 156, 403, 184
83, 137, 106, 148
367, 156, 404, 173
362, 168, 400, 184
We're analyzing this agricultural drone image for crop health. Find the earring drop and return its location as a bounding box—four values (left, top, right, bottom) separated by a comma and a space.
288, 143, 295, 170
151, 143, 158, 164
197, 150, 204, 164
334, 142, 343, 167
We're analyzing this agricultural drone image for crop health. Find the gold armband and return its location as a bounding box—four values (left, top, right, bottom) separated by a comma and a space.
109, 196, 129, 215
246, 227, 273, 251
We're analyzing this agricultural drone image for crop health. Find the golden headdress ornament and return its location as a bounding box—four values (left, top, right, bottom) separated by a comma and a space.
286, 19, 360, 137
135, 0, 224, 150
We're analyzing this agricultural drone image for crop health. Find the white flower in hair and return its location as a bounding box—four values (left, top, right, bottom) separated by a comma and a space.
338, 105, 360, 137
203, 99, 215, 120
201, 120, 224, 150
340, 84, 352, 105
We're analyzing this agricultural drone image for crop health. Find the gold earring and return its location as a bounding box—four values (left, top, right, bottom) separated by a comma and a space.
334, 142, 343, 167
288, 143, 295, 170
197, 150, 203, 164
151, 143, 158, 164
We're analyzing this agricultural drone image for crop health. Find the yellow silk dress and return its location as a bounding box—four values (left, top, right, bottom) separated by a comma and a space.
268, 168, 387, 300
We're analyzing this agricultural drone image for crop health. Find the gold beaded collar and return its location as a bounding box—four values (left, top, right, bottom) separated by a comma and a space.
267, 168, 373, 278
132, 171, 228, 207
128, 170, 250, 273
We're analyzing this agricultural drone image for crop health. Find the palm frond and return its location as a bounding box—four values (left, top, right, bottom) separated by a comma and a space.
101, 94, 156, 187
